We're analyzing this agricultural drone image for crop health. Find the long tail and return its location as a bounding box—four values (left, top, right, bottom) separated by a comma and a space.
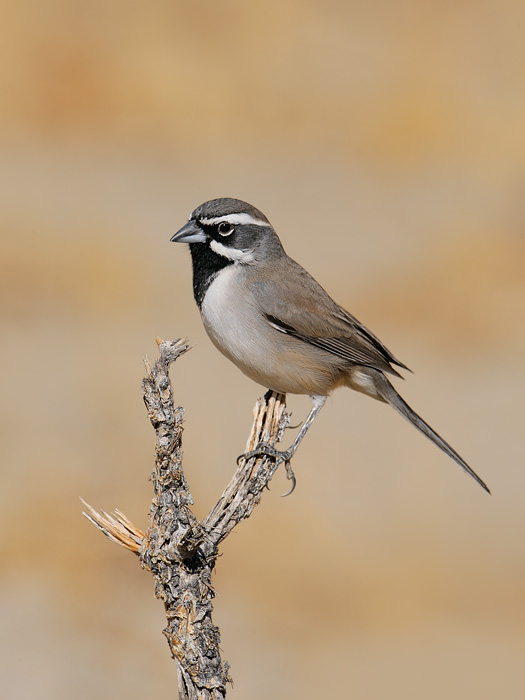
373, 371, 490, 494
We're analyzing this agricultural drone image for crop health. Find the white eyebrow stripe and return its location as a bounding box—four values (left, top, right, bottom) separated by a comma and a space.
199, 213, 269, 227
210, 239, 255, 264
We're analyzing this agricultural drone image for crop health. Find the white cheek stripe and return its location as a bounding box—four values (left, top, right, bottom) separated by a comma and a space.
199, 213, 269, 227
210, 238, 255, 264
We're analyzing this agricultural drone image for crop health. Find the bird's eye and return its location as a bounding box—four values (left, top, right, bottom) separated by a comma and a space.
218, 222, 233, 236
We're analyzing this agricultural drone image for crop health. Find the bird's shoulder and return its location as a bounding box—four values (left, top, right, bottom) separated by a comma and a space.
250, 256, 340, 330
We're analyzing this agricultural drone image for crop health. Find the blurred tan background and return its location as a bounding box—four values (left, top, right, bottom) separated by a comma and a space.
1, 1, 524, 698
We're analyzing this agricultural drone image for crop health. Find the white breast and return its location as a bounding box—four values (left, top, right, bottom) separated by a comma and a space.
200, 265, 265, 374
200, 265, 337, 395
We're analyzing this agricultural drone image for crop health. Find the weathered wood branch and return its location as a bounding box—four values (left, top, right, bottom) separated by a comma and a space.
83, 338, 291, 699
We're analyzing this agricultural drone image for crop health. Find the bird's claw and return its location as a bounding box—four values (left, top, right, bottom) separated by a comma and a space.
281, 460, 296, 497
237, 442, 289, 463
236, 442, 297, 496
237, 442, 280, 464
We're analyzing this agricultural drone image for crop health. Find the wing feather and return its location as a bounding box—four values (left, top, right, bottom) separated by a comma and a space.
251, 258, 409, 377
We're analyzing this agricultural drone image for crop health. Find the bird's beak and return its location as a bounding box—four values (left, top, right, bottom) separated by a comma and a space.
170, 220, 207, 244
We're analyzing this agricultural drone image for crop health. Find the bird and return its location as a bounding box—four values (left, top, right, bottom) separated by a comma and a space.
170, 197, 489, 494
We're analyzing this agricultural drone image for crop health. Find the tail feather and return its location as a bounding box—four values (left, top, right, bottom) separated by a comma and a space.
374, 372, 490, 494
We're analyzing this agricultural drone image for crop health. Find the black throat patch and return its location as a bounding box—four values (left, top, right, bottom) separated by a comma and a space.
189, 242, 234, 308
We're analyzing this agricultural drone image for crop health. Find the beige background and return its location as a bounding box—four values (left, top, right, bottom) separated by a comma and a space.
1, 1, 524, 698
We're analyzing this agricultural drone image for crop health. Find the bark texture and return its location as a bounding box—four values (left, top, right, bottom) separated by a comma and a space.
83, 338, 290, 699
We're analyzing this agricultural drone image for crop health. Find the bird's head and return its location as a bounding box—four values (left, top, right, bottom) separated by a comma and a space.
171, 198, 282, 264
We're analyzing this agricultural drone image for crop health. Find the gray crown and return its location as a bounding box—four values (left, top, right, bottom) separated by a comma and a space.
192, 198, 270, 224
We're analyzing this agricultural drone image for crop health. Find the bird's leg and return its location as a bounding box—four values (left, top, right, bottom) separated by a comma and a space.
238, 395, 327, 495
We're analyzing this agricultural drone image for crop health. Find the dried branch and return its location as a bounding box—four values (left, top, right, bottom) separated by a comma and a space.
83, 338, 291, 700
81, 500, 144, 552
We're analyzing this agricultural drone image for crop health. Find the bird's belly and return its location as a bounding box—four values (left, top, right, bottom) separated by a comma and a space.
200, 267, 337, 395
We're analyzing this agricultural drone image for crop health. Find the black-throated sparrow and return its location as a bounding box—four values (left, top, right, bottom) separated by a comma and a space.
171, 198, 489, 494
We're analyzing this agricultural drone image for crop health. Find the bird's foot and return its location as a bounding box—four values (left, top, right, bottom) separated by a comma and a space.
237, 442, 288, 463
237, 442, 297, 496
